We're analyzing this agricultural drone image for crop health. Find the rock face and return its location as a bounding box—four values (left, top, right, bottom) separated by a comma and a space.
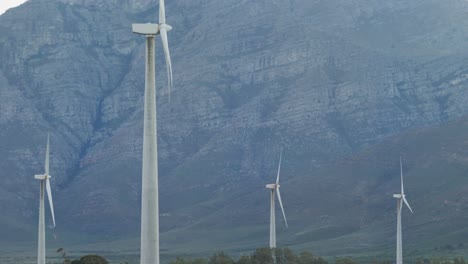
1, 0, 468, 256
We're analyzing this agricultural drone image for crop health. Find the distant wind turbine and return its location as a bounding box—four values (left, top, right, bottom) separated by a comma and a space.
34, 134, 56, 264
393, 157, 413, 264
131, 0, 173, 263
265, 150, 288, 248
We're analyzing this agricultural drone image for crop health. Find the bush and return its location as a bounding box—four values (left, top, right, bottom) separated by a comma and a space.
335, 257, 359, 264
209, 252, 235, 264
79, 255, 109, 264
299, 251, 327, 264
454, 257, 466, 264
251, 248, 274, 264
169, 248, 327, 264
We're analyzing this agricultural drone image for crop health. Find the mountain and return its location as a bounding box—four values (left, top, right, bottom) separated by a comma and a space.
2, 0, 468, 260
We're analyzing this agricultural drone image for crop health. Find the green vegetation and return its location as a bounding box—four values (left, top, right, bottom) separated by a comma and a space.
170, 248, 336, 264
168, 248, 468, 264
76, 255, 109, 264
51, 248, 468, 264
412, 257, 467, 264
56, 248, 109, 264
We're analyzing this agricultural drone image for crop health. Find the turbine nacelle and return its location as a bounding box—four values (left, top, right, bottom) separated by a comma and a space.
132, 23, 173, 36
266, 184, 279, 189
34, 174, 51, 181
393, 194, 402, 199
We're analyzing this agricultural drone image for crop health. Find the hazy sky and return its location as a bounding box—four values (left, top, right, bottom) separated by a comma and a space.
0, 0, 28, 15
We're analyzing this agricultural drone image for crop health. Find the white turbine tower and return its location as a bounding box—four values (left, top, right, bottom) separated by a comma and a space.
132, 0, 173, 263
35, 134, 56, 264
393, 157, 413, 264
265, 150, 288, 248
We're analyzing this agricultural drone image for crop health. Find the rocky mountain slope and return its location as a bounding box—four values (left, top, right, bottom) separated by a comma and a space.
2, 0, 468, 258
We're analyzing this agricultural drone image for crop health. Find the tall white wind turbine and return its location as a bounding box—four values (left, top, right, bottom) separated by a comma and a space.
132, 0, 173, 263
393, 157, 413, 264
265, 150, 288, 248
34, 134, 56, 264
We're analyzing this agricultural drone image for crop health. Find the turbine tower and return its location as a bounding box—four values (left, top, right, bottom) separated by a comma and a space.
132, 0, 173, 263
35, 134, 56, 264
393, 157, 413, 264
265, 150, 288, 248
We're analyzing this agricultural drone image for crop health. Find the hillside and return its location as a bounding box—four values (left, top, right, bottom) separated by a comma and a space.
143, 115, 468, 260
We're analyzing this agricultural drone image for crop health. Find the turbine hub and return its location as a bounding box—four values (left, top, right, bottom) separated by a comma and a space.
160, 23, 173, 32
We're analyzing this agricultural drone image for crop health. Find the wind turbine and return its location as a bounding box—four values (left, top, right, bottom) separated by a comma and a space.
34, 134, 56, 264
132, 0, 173, 263
393, 157, 413, 264
265, 150, 288, 248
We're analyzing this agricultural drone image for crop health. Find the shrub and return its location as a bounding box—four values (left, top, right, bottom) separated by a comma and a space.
79, 255, 109, 264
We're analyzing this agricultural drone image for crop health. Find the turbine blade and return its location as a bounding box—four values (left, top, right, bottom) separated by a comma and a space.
400, 156, 404, 195
46, 178, 56, 227
45, 134, 50, 175
159, 0, 166, 24
160, 28, 173, 102
276, 149, 282, 185
276, 189, 288, 228
403, 196, 413, 214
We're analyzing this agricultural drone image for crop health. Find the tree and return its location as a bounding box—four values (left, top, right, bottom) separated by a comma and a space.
283, 248, 299, 264
171, 257, 192, 264
299, 251, 327, 264
454, 257, 466, 264
372, 261, 391, 264
251, 248, 274, 264
415, 258, 430, 264
236, 255, 253, 264
273, 248, 286, 264
208, 252, 234, 264
429, 258, 451, 264
79, 255, 109, 264
193, 258, 209, 264
335, 257, 358, 264
170, 257, 209, 264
